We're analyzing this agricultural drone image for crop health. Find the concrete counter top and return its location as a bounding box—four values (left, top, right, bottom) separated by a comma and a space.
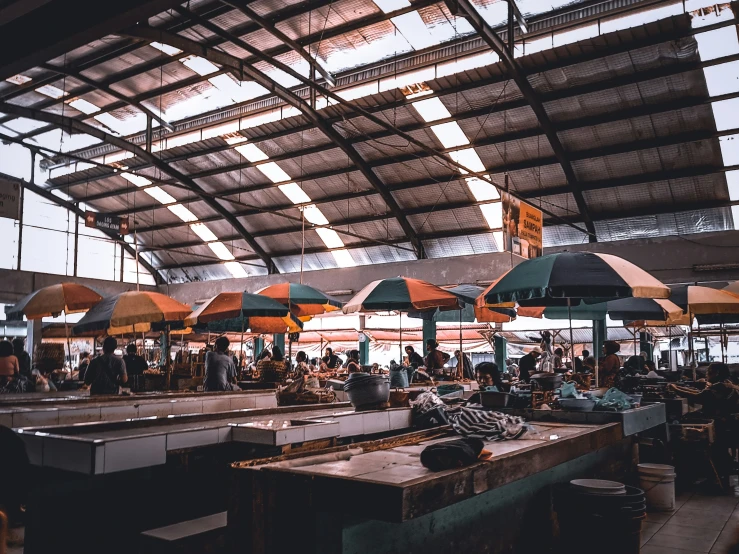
0, 390, 277, 427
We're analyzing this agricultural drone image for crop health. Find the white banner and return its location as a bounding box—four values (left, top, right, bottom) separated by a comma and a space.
0, 177, 21, 220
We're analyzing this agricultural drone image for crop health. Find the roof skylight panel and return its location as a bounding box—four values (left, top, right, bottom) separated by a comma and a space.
146, 187, 177, 205
431, 121, 470, 148
6, 74, 31, 85
35, 84, 68, 99
190, 223, 219, 242
180, 55, 220, 76
150, 42, 182, 56
411, 97, 452, 122
302, 204, 330, 225
332, 249, 357, 267
315, 227, 345, 248
258, 162, 292, 183
208, 241, 236, 260
168, 204, 198, 222
67, 98, 101, 115
279, 183, 312, 204
224, 261, 248, 277
391, 11, 438, 50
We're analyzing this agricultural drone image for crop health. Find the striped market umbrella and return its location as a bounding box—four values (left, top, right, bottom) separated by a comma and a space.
257, 283, 342, 319
519, 297, 684, 323
671, 285, 739, 324
185, 292, 303, 334
343, 277, 461, 366
73, 291, 192, 335
7, 283, 102, 320
480, 252, 670, 308
343, 277, 461, 314
7, 283, 104, 366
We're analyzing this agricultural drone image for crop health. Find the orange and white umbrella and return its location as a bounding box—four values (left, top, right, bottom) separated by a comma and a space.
73, 291, 192, 335
7, 283, 102, 320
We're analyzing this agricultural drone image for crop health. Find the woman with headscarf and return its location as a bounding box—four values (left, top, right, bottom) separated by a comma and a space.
599, 341, 621, 388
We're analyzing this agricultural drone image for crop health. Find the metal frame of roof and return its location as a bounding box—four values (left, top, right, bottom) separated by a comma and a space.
0, 0, 734, 281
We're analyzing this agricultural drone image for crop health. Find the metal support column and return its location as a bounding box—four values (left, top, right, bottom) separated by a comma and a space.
422, 319, 437, 349
253, 336, 264, 359
273, 333, 286, 354
592, 319, 606, 361
494, 334, 508, 372
639, 331, 653, 361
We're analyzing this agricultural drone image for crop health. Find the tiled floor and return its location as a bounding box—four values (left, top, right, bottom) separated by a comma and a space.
642, 491, 739, 553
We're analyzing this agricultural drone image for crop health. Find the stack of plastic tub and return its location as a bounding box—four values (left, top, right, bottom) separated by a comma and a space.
554, 479, 646, 554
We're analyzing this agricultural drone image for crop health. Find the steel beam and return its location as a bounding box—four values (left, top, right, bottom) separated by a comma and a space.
221, 0, 336, 86
40, 63, 175, 132
154, 194, 737, 269
12, 0, 435, 142
49, 48, 723, 193
450, 0, 596, 241
161, 11, 428, 259
0, 102, 278, 273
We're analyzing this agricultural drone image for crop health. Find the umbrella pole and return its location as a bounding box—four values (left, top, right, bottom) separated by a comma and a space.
668, 325, 672, 371
64, 312, 72, 370
399, 311, 403, 368
459, 308, 463, 380
567, 298, 573, 369
721, 322, 725, 363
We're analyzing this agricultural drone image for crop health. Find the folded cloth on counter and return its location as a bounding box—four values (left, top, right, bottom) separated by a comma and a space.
410, 390, 446, 414
449, 407, 527, 441
421, 437, 491, 471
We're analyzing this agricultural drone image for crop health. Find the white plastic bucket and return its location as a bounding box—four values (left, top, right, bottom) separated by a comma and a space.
638, 463, 676, 511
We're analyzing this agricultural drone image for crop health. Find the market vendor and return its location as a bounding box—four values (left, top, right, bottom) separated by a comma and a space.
668, 363, 739, 419
123, 344, 147, 378
405, 345, 425, 369
424, 339, 448, 375
599, 341, 621, 389
322, 347, 341, 370
475, 361, 504, 390
84, 337, 127, 395
668, 363, 739, 480
518, 347, 541, 383
203, 337, 238, 391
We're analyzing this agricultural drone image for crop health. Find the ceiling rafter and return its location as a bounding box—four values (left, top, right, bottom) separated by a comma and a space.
450, 0, 596, 241
40, 63, 175, 132
13, 0, 435, 142
152, 196, 736, 270
48, 47, 723, 193
127, 163, 728, 237
81, 110, 725, 226
0, 102, 278, 274
47, 9, 728, 185
222, 0, 336, 86
156, 9, 429, 259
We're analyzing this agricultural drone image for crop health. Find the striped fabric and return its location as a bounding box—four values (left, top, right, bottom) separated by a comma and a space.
449, 407, 527, 441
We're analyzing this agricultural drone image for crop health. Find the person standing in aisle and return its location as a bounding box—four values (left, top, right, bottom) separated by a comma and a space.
518, 347, 541, 383
123, 344, 147, 377
204, 336, 238, 391
84, 337, 127, 395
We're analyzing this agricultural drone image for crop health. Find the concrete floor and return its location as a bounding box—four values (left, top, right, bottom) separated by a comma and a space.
641, 488, 739, 553
6, 487, 739, 553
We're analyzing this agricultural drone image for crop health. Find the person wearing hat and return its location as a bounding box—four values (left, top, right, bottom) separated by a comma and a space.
518, 347, 541, 383
424, 339, 448, 376
600, 341, 621, 388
